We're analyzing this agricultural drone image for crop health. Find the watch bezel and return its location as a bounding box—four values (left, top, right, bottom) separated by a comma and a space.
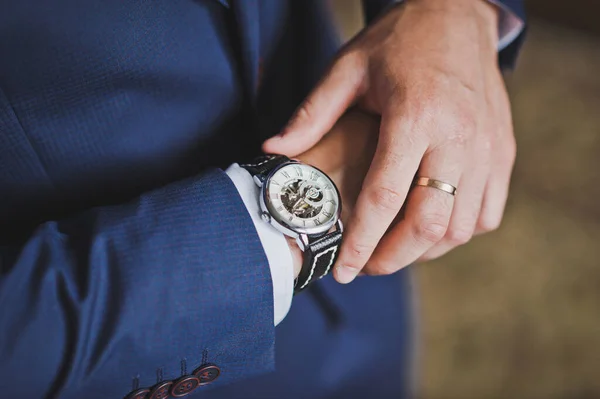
260, 160, 342, 238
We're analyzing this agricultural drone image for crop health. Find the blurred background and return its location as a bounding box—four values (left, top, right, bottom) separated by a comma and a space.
332, 1, 600, 398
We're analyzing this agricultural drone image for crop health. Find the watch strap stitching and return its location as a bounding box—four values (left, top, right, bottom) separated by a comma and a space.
298, 245, 337, 290
239, 154, 289, 177
241, 155, 275, 168
319, 246, 337, 279
295, 230, 342, 293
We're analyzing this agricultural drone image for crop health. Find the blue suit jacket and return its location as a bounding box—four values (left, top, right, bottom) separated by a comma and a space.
0, 1, 525, 398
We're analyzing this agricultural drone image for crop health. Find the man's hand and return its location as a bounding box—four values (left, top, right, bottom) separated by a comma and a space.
265, 0, 516, 283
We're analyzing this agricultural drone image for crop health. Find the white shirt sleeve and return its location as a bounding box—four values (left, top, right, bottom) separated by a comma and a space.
225, 163, 295, 327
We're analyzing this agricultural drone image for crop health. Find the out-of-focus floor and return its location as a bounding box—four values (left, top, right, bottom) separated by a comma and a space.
331, 3, 600, 398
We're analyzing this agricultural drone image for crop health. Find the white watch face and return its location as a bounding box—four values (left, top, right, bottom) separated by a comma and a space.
264, 162, 340, 234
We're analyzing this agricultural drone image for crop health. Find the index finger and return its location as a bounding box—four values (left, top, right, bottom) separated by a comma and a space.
334, 107, 428, 283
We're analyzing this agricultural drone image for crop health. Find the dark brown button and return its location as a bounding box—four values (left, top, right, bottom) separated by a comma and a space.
124, 388, 150, 399
193, 364, 221, 386
170, 375, 200, 397
148, 381, 173, 399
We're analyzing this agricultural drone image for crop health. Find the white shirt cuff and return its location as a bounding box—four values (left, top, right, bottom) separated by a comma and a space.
225, 163, 295, 327
488, 0, 525, 51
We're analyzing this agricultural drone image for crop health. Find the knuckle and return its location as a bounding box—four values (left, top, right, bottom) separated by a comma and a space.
340, 263, 363, 275
431, 100, 476, 143
447, 226, 474, 245
380, 148, 407, 173
346, 241, 375, 262
448, 113, 477, 146
369, 185, 404, 212
369, 260, 400, 276
407, 97, 438, 128
413, 215, 448, 243
336, 50, 367, 87
293, 101, 314, 124
447, 131, 469, 148
419, 253, 435, 262
338, 50, 365, 71
457, 108, 478, 132
477, 214, 502, 232
379, 60, 401, 85
479, 137, 494, 154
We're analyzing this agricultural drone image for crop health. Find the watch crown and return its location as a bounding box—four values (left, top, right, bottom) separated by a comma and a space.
261, 211, 271, 223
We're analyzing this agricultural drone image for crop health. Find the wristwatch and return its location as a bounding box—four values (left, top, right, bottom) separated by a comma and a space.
240, 154, 343, 293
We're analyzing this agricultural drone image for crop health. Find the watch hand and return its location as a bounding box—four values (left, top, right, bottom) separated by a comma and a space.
292, 198, 305, 213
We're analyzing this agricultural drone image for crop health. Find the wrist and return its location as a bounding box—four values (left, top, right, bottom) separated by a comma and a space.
470, 0, 501, 51
414, 0, 499, 53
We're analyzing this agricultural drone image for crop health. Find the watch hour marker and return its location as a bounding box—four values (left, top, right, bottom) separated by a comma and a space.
282, 171, 290, 179
277, 205, 284, 211
314, 219, 321, 226
293, 166, 303, 177
289, 215, 294, 222
310, 171, 319, 181
323, 211, 333, 218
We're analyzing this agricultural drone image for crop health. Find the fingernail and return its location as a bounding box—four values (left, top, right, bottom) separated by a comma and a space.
336, 264, 357, 284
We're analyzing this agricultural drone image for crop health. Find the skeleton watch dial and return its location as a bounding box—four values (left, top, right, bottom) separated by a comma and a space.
265, 163, 339, 233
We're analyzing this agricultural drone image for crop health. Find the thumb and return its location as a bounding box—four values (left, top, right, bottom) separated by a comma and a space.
262, 52, 367, 157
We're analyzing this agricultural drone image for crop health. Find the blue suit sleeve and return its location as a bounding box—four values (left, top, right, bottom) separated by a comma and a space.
361, 0, 527, 69
0, 169, 274, 398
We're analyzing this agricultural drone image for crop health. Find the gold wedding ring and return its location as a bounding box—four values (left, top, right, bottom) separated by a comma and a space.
413, 177, 457, 196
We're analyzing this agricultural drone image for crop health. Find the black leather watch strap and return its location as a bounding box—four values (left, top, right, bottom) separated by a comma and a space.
294, 229, 343, 293
239, 154, 289, 181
